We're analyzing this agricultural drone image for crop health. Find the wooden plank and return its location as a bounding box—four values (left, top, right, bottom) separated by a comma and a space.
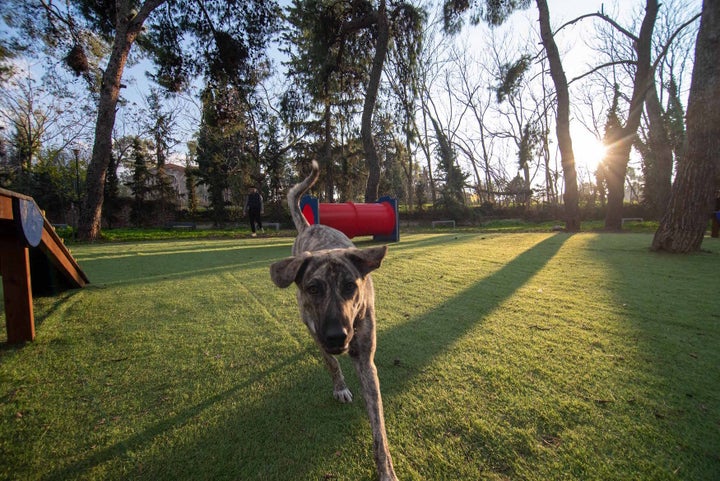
38, 220, 89, 287
0, 194, 13, 220
0, 238, 35, 343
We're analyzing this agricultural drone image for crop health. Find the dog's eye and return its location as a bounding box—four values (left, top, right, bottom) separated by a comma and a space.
342, 282, 357, 296
306, 284, 322, 296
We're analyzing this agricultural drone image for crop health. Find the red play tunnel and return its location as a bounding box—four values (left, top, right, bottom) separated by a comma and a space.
300, 196, 399, 242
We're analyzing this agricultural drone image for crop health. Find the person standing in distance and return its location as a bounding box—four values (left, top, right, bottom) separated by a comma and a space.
244, 185, 264, 237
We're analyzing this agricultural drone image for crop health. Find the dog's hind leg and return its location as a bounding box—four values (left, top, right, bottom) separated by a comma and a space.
319, 349, 353, 403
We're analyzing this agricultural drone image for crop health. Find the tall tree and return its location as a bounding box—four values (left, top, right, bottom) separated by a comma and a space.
284, 0, 423, 203
582, 0, 699, 227
536, 0, 580, 231
362, 0, 389, 202
652, 0, 720, 253
597, 1, 658, 231
429, 113, 467, 213
639, 0, 698, 218
385, 2, 425, 210
128, 137, 152, 226
9, 0, 277, 240
194, 83, 258, 225
283, 0, 374, 201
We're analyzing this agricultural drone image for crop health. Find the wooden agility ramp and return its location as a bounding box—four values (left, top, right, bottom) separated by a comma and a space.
0, 188, 89, 344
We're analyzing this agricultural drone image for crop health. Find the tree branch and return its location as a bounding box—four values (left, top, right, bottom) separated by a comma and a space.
568, 59, 636, 86
556, 12, 638, 42
651, 11, 702, 71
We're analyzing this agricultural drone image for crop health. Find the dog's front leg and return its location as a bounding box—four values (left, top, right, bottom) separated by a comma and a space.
353, 355, 398, 481
319, 349, 353, 403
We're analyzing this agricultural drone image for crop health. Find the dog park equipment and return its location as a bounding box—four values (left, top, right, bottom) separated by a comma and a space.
0, 188, 89, 344
300, 195, 399, 242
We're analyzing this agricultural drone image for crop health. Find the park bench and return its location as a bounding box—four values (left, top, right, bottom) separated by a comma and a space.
167, 222, 196, 230
621, 217, 644, 226
264, 222, 281, 231
432, 220, 456, 229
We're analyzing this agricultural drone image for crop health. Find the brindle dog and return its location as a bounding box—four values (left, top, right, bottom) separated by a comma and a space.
269, 161, 397, 481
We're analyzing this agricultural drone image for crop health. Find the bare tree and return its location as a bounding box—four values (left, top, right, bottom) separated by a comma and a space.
597, 1, 658, 231
446, 42, 498, 204
536, 0, 580, 230
0, 74, 93, 183
570, 1, 700, 230
640, 0, 699, 217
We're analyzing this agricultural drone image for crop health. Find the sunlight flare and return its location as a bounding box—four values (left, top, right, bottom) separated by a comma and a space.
573, 133, 607, 174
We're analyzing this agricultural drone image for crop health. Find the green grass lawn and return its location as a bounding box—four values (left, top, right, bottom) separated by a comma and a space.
1, 232, 719, 480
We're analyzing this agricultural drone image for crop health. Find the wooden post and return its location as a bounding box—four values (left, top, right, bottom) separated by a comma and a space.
0, 237, 35, 343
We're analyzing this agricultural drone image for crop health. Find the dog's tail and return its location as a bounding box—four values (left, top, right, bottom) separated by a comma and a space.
288, 160, 320, 233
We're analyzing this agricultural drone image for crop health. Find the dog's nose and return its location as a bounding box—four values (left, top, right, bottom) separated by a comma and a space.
324, 325, 349, 348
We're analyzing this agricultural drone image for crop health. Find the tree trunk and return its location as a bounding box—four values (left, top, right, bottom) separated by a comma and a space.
652, 0, 720, 253
416, 103, 437, 205
604, 0, 658, 231
362, 0, 389, 203
643, 82, 674, 218
404, 121, 414, 212
77, 2, 160, 241
323, 97, 334, 202
536, 0, 580, 231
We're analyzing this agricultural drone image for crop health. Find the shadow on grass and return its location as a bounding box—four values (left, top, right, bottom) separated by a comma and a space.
0, 290, 79, 349
40, 233, 569, 480
39, 350, 309, 481
581, 234, 720, 479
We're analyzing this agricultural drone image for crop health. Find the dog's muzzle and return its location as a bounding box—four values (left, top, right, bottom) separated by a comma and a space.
323, 324, 350, 355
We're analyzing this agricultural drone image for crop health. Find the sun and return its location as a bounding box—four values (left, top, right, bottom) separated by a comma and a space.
573, 132, 607, 174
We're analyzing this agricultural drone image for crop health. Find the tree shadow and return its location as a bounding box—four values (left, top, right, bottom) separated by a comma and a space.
579, 234, 720, 479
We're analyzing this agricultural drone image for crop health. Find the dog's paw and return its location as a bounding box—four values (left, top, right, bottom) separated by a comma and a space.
333, 388, 353, 403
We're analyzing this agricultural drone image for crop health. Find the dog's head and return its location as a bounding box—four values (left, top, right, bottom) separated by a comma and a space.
270, 245, 387, 355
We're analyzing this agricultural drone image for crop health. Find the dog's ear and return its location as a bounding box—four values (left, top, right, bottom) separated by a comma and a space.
270, 253, 311, 288
345, 245, 388, 277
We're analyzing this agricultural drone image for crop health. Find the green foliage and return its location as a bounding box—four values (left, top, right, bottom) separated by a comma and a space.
603, 83, 624, 146
30, 150, 82, 218
141, 0, 279, 88
443, 0, 532, 34
0, 39, 19, 83
103, 153, 122, 229
128, 137, 153, 226
495, 53, 532, 103
194, 84, 259, 224
518, 122, 542, 171
664, 76, 686, 163
5, 0, 278, 92
282, 0, 376, 196
0, 145, 84, 221
430, 114, 468, 214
